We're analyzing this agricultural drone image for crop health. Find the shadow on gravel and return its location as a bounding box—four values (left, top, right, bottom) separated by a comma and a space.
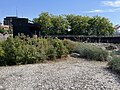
104, 67, 120, 84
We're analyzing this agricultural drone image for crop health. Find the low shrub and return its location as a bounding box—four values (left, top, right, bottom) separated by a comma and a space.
0, 47, 5, 66
47, 45, 57, 60
0, 29, 5, 34
112, 50, 120, 55
0, 36, 69, 66
73, 43, 108, 61
2, 36, 19, 65
63, 39, 77, 53
49, 38, 69, 58
108, 57, 120, 73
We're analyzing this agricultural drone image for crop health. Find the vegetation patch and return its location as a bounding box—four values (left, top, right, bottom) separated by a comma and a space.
63, 39, 77, 53
108, 57, 120, 73
0, 36, 111, 66
33, 12, 114, 36
73, 43, 108, 61
0, 29, 5, 34
0, 36, 69, 66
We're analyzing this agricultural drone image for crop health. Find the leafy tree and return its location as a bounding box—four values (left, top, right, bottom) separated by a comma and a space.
66, 15, 90, 35
51, 15, 69, 35
88, 16, 114, 36
33, 12, 53, 35
34, 12, 114, 36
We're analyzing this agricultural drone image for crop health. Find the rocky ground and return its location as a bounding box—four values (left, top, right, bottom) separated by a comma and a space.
0, 56, 120, 90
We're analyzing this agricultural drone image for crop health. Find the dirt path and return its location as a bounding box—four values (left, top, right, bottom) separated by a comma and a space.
0, 57, 120, 90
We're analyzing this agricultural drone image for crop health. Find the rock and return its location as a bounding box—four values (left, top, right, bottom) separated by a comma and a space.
70, 53, 80, 58
105, 45, 118, 50
0, 86, 5, 90
0, 57, 120, 90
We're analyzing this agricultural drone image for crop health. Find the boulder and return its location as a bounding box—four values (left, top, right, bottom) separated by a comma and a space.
70, 53, 80, 58
0, 86, 5, 90
105, 45, 118, 50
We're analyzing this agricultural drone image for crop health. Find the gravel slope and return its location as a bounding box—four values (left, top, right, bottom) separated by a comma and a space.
0, 57, 120, 90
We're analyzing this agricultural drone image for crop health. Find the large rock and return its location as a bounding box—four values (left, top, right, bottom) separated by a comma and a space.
70, 53, 80, 58
0, 86, 5, 90
105, 45, 118, 50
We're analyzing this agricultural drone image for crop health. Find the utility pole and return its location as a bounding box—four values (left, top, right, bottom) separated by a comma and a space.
16, 7, 18, 17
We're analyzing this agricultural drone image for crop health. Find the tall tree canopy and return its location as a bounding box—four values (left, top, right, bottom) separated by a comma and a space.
88, 16, 114, 36
33, 12, 53, 35
66, 14, 90, 35
51, 15, 69, 35
33, 12, 115, 36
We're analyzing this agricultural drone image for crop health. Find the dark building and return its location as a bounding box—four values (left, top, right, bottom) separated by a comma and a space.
4, 17, 41, 37
4, 17, 17, 25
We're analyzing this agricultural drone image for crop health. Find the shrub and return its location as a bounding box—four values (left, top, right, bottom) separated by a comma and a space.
0, 29, 5, 34
63, 39, 77, 53
73, 43, 108, 61
112, 50, 120, 55
0, 36, 69, 66
19, 44, 38, 64
0, 47, 5, 66
108, 57, 120, 73
47, 45, 57, 60
34, 38, 47, 61
52, 38, 69, 58
2, 36, 19, 65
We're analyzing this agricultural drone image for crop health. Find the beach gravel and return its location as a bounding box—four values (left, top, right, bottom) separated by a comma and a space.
0, 56, 120, 90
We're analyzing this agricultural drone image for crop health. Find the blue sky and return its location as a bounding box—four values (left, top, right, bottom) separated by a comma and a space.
0, 0, 120, 25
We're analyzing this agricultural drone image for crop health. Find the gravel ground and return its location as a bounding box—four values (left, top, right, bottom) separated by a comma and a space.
0, 57, 120, 90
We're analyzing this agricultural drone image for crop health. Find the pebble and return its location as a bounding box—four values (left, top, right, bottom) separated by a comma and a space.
0, 86, 5, 90
0, 57, 120, 90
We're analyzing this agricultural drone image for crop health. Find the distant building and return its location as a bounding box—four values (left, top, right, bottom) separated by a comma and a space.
0, 25, 10, 30
3, 17, 41, 37
114, 24, 120, 35
4, 17, 17, 25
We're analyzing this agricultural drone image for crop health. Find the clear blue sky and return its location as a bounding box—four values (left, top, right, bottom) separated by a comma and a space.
0, 0, 120, 25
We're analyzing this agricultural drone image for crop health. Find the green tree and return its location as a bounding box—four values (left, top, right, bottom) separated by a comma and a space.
51, 15, 69, 35
33, 12, 53, 35
34, 12, 114, 36
88, 16, 114, 36
66, 15, 90, 35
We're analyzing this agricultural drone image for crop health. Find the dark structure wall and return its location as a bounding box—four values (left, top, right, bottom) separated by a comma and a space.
12, 18, 31, 37
45, 35, 120, 43
4, 17, 17, 25
4, 17, 41, 37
